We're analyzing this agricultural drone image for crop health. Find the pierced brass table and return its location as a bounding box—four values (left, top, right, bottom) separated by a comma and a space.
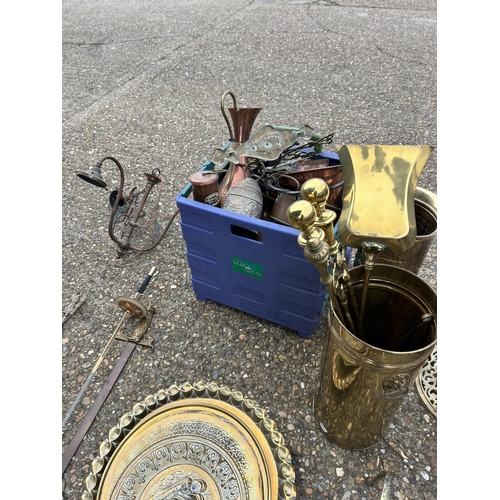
416, 348, 437, 417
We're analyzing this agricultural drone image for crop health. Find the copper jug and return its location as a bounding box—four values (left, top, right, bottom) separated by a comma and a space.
218, 91, 261, 205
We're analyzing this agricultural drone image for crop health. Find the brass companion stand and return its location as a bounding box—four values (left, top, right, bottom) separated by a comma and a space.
288, 145, 438, 449
314, 266, 436, 449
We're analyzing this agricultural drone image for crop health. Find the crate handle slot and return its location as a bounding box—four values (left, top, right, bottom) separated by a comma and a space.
230, 224, 264, 242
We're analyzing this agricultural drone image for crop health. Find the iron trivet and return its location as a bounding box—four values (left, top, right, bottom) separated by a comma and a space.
416, 348, 437, 417
81, 381, 296, 500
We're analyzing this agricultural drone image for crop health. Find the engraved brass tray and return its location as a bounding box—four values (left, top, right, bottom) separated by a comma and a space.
82, 382, 296, 500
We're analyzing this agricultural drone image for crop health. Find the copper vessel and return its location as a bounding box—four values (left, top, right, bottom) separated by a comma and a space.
218, 91, 261, 205
280, 159, 344, 213
265, 174, 301, 225
189, 171, 221, 207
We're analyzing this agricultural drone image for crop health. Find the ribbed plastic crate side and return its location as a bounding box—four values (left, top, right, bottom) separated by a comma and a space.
175, 191, 326, 338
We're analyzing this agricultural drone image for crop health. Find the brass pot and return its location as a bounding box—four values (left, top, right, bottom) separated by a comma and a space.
354, 196, 437, 274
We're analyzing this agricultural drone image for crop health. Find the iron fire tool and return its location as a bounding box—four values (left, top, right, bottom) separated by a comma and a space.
76, 156, 175, 259
62, 267, 157, 475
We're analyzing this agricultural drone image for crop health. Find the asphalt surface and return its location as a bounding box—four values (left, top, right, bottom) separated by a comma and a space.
61, 0, 438, 498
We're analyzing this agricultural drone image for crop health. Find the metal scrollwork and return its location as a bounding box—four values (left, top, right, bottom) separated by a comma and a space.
416, 349, 437, 417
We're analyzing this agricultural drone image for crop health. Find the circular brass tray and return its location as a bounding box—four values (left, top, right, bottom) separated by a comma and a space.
82, 382, 296, 500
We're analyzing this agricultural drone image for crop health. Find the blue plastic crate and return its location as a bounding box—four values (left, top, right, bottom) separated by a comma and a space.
176, 152, 343, 338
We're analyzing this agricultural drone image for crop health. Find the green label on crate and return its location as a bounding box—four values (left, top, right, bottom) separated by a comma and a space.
232, 257, 263, 280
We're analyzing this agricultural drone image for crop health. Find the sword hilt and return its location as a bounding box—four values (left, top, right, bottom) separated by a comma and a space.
137, 266, 157, 295
114, 267, 157, 344
115, 267, 157, 317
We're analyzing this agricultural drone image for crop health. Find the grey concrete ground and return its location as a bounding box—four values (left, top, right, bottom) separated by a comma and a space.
61, 0, 437, 498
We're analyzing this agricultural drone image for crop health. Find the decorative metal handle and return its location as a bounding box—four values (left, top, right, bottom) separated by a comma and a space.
382, 374, 411, 399
220, 91, 238, 141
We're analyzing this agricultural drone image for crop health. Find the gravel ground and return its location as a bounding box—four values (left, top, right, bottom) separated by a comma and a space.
61, 0, 437, 498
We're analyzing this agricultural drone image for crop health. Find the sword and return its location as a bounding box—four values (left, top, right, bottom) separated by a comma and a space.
62, 266, 157, 475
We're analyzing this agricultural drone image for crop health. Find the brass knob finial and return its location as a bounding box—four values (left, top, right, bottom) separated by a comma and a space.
300, 178, 337, 250
287, 199, 325, 247
301, 178, 329, 215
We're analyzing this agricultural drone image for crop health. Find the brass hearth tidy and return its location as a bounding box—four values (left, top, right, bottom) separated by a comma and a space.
82, 382, 296, 500
287, 145, 438, 449
313, 266, 437, 449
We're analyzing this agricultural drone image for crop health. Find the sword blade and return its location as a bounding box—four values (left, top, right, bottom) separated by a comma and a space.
62, 341, 135, 475
61, 309, 131, 428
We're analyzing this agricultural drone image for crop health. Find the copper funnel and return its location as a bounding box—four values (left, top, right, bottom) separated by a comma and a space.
219, 91, 262, 204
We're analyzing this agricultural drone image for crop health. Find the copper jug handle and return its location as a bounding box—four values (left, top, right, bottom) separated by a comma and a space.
264, 173, 301, 194
220, 91, 238, 142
